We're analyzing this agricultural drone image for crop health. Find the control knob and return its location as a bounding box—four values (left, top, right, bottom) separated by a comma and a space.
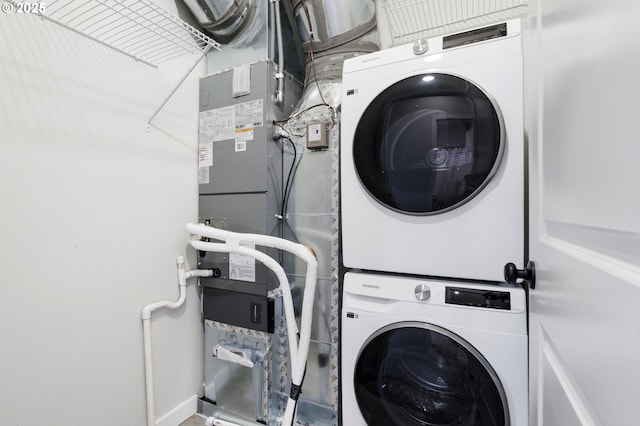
414, 284, 431, 301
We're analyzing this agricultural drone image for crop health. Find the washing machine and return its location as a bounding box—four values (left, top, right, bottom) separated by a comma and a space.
340, 20, 524, 281
341, 271, 528, 426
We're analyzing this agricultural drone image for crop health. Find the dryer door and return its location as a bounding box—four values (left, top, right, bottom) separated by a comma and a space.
353, 73, 503, 215
354, 323, 509, 426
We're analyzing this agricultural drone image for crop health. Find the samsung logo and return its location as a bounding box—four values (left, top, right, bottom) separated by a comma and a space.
361, 56, 380, 63
362, 283, 380, 290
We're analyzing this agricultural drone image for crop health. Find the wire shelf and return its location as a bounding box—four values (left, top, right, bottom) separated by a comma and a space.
12, 0, 220, 67
380, 0, 528, 45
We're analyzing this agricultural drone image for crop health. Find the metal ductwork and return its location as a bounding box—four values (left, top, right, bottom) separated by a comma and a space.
292, 0, 378, 54
179, 0, 306, 83
179, 0, 377, 85
181, 0, 258, 44
291, 0, 379, 83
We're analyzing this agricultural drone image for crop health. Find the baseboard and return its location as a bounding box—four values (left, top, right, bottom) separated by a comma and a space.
156, 394, 198, 426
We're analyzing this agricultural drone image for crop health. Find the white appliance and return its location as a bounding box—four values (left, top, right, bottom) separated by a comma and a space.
340, 20, 524, 281
341, 271, 528, 426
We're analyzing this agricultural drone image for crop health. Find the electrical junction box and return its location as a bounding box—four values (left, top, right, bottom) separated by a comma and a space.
202, 286, 274, 333
307, 122, 328, 150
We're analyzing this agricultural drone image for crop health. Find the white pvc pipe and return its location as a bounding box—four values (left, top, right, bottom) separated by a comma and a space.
204, 408, 265, 426
211, 419, 238, 426
186, 269, 215, 280
186, 222, 318, 426
185, 223, 317, 265
205, 416, 246, 426
143, 317, 157, 426
142, 256, 213, 426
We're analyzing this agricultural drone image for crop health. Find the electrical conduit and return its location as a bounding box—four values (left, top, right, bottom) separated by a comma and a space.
274, 0, 285, 104
142, 256, 213, 426
186, 222, 318, 426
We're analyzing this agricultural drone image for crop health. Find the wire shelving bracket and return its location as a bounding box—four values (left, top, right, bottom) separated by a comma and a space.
20, 0, 221, 67
9, 0, 222, 127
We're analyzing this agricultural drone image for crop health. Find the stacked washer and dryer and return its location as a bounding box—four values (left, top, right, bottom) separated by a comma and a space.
339, 20, 528, 426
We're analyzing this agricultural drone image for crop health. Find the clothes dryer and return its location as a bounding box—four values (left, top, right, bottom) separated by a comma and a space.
341, 271, 528, 426
341, 20, 524, 281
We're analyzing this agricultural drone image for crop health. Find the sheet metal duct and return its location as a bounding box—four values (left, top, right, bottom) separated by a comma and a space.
292, 0, 377, 52
291, 0, 378, 82
181, 0, 257, 44
276, 0, 378, 124
179, 0, 305, 80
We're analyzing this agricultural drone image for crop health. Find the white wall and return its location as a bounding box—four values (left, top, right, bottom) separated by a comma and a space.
0, 3, 203, 425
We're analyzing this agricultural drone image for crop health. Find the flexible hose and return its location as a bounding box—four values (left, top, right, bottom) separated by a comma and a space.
186, 223, 318, 425
188, 238, 300, 365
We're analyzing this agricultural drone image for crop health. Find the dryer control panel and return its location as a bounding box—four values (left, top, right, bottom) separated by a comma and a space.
445, 287, 511, 310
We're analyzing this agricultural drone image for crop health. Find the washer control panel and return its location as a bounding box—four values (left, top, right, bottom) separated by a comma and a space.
343, 272, 525, 314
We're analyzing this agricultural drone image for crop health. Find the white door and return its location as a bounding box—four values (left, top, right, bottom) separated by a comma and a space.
526, 0, 640, 425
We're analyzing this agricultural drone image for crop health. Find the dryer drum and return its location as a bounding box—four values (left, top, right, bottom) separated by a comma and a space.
353, 325, 508, 425
353, 73, 503, 215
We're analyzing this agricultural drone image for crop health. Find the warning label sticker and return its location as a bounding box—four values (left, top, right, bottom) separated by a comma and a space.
229, 244, 256, 282
200, 99, 263, 144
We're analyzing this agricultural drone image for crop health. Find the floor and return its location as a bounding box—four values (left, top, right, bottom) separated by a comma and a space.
180, 414, 207, 426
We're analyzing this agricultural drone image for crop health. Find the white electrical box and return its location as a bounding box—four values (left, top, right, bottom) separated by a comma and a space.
232, 64, 251, 97
307, 123, 328, 150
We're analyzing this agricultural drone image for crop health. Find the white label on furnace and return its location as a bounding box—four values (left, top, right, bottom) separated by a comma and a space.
203, 100, 262, 143
235, 99, 263, 130
198, 166, 210, 184
235, 127, 253, 141
229, 244, 256, 282
198, 142, 213, 167
211, 105, 235, 141
198, 110, 214, 142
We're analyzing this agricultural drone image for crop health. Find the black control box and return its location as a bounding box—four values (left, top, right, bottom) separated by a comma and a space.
202, 286, 275, 333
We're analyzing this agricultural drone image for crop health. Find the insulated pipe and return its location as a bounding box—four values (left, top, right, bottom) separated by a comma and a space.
186, 222, 318, 425
188, 238, 299, 365
274, 0, 285, 104
185, 223, 317, 363
186, 223, 317, 265
142, 257, 213, 426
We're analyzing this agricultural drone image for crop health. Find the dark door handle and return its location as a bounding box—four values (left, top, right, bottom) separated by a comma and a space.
504, 261, 536, 289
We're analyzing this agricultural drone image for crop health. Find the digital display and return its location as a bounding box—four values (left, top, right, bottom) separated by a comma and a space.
443, 23, 508, 49
445, 287, 511, 310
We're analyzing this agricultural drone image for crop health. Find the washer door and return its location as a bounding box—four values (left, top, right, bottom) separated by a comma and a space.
353, 73, 503, 215
354, 323, 509, 426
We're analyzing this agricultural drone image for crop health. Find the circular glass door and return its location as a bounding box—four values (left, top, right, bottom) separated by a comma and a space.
353, 73, 503, 215
354, 323, 509, 426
